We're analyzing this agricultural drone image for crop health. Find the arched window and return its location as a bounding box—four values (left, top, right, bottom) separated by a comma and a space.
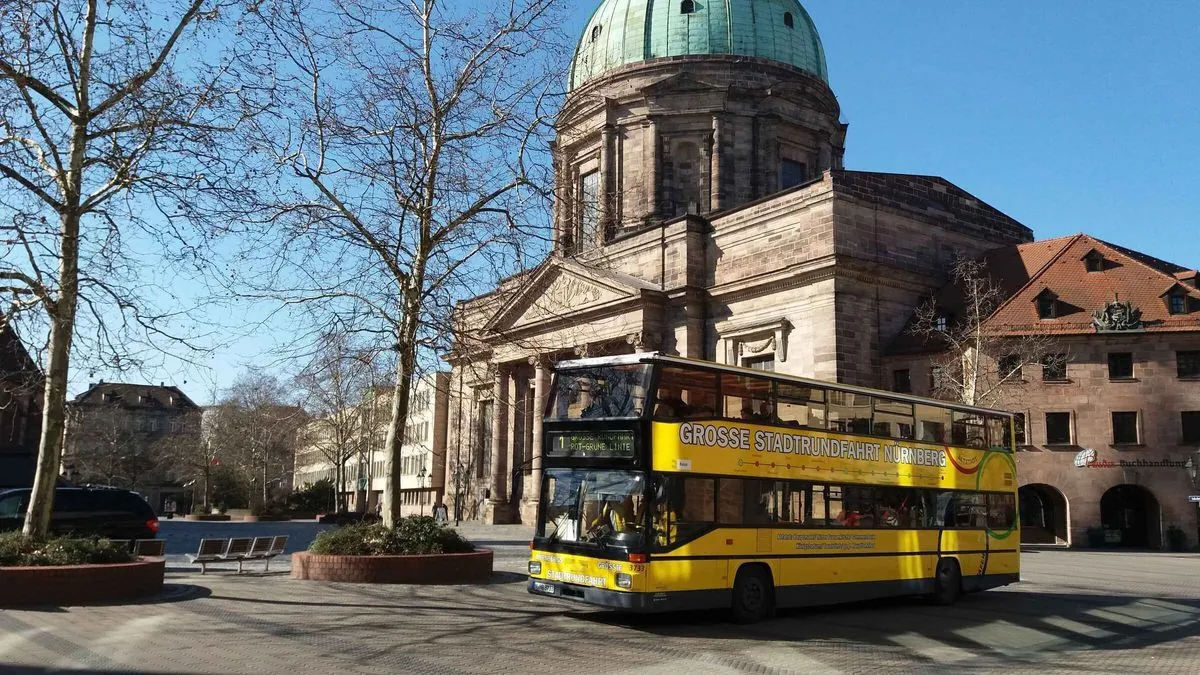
591, 25, 602, 42
784, 12, 794, 28
681, 0, 696, 14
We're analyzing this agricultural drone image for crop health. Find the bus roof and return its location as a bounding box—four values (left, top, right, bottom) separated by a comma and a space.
553, 352, 1014, 419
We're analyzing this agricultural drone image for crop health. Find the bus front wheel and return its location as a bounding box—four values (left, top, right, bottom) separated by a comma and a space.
731, 565, 775, 623
932, 559, 961, 606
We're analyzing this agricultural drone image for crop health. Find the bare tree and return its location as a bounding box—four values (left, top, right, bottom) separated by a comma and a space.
242, 0, 565, 526
0, 0, 269, 536
214, 371, 305, 508
910, 256, 1063, 408
64, 404, 152, 488
293, 332, 382, 512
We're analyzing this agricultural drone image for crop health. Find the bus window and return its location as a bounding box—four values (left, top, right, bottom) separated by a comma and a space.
777, 384, 825, 429
987, 493, 1016, 529
827, 391, 872, 435
654, 476, 715, 550
985, 415, 1009, 450
952, 412, 987, 448
873, 399, 915, 440
839, 486, 874, 527
717, 478, 744, 524
721, 373, 773, 423
654, 367, 718, 420
549, 364, 652, 420
874, 487, 913, 527
915, 405, 951, 443
953, 492, 988, 528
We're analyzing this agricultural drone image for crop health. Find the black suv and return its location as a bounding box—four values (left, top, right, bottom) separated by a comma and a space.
0, 487, 159, 539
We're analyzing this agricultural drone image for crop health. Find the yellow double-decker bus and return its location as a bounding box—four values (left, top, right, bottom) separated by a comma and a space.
527, 354, 1019, 622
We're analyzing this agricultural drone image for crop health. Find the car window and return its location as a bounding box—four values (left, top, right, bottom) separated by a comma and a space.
54, 490, 89, 511
0, 493, 24, 518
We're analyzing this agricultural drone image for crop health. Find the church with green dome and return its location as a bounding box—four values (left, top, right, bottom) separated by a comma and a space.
448, 0, 1035, 524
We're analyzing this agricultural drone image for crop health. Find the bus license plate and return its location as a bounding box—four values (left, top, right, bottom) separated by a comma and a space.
532, 581, 556, 595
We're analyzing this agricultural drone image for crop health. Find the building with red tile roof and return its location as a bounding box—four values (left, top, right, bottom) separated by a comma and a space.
886, 235, 1200, 550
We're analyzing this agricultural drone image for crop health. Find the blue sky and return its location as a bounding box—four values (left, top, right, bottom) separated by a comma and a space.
90, 0, 1200, 402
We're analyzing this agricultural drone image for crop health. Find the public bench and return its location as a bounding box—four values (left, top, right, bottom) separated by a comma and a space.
186, 535, 290, 574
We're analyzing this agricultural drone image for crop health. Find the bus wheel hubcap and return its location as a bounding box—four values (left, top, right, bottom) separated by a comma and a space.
744, 581, 762, 608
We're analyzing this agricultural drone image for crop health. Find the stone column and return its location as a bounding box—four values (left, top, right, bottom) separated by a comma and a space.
645, 118, 660, 221
551, 143, 566, 253
529, 357, 548, 506
489, 366, 509, 504
710, 114, 724, 211
505, 369, 520, 502
600, 124, 617, 238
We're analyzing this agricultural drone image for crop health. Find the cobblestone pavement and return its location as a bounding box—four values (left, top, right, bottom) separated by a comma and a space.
2, 526, 1199, 674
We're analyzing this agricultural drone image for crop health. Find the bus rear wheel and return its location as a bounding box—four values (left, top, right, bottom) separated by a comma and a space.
932, 559, 961, 606
731, 566, 774, 623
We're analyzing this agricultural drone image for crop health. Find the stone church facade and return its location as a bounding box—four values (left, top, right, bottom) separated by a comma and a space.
443, 0, 1032, 524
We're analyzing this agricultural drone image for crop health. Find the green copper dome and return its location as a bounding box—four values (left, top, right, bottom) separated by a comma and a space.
569, 0, 829, 91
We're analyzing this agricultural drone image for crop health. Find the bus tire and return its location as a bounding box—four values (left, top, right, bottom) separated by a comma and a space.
731, 565, 774, 623
933, 558, 962, 606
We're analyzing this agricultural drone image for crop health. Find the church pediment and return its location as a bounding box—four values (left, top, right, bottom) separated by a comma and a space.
484, 260, 654, 333
642, 71, 726, 95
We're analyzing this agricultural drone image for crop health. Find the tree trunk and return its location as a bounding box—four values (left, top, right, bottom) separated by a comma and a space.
382, 305, 420, 528
23, 214, 81, 537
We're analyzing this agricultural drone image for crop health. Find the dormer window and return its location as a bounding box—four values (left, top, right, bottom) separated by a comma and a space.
1084, 250, 1105, 272
1035, 289, 1058, 319
680, 0, 695, 14
784, 12, 794, 28
1168, 292, 1187, 315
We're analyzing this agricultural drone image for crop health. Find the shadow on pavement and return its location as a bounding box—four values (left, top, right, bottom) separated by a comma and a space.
567, 588, 1200, 656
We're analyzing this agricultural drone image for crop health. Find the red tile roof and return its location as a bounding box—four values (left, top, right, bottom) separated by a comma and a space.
889, 234, 1200, 353
984, 234, 1200, 335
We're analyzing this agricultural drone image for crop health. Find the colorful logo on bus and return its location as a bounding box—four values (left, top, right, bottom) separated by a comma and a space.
945, 447, 983, 475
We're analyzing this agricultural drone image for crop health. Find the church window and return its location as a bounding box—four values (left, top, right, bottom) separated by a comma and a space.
743, 355, 775, 371
591, 25, 601, 42
680, 0, 696, 14
1167, 292, 1186, 315
780, 159, 807, 189
784, 12, 794, 28
578, 170, 601, 250
673, 142, 702, 216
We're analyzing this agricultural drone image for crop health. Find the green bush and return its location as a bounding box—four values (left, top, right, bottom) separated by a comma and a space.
309, 516, 474, 556
1165, 525, 1188, 552
289, 479, 335, 513
0, 531, 136, 567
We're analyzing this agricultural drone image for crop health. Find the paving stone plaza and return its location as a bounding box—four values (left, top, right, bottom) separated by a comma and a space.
1, 521, 1198, 674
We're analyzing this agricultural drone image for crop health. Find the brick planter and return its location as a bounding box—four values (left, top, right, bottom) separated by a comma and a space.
184, 514, 231, 521
0, 558, 165, 607
291, 549, 493, 584
241, 515, 290, 522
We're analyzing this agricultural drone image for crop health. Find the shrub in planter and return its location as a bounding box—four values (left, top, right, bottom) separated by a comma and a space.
309, 516, 474, 556
1085, 526, 1107, 547
0, 531, 136, 567
1165, 525, 1188, 552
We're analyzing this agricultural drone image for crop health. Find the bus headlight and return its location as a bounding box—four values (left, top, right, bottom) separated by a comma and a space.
528, 561, 542, 575
615, 573, 632, 589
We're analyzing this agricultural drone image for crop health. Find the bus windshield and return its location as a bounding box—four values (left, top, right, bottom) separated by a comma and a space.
539, 469, 646, 548
547, 364, 651, 421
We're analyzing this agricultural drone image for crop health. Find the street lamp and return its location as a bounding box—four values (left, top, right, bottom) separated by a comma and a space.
417, 464, 428, 516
